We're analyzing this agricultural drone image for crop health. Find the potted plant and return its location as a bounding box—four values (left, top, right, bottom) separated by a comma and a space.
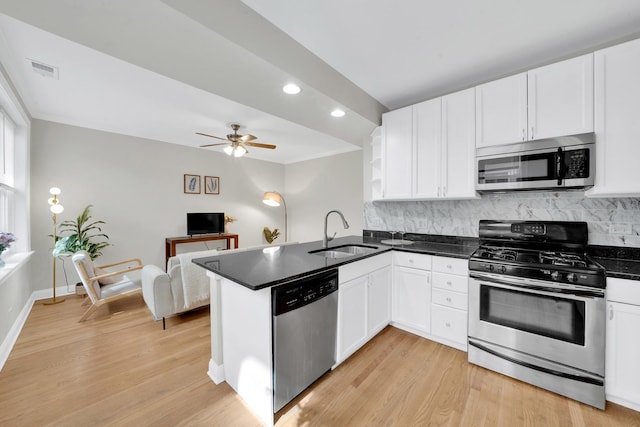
53, 205, 110, 295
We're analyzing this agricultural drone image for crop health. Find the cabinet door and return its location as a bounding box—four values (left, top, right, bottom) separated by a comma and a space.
587, 38, 640, 197
382, 106, 413, 199
368, 266, 391, 337
392, 266, 430, 333
528, 53, 594, 140
606, 301, 640, 409
413, 98, 441, 198
475, 73, 528, 147
442, 88, 477, 199
337, 276, 368, 362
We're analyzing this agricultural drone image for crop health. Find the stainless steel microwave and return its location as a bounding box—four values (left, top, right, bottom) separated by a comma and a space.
476, 133, 595, 192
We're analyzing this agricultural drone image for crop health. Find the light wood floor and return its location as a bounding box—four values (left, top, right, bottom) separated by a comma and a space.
1, 295, 640, 427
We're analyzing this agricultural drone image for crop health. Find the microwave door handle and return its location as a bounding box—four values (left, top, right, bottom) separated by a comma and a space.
556, 147, 564, 185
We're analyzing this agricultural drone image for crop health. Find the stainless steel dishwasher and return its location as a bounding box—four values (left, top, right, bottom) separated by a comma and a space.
272, 269, 338, 413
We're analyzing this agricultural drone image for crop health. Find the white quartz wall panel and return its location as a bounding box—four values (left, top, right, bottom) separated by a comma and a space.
365, 191, 640, 246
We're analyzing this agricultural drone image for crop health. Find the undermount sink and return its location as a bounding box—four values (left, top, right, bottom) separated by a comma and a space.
309, 244, 378, 259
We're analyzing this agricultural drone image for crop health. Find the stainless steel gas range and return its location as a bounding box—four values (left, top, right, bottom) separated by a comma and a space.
468, 220, 606, 409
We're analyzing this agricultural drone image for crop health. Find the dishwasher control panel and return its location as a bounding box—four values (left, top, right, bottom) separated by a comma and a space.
272, 269, 338, 315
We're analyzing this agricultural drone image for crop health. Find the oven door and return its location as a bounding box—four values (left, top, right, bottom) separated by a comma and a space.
468, 273, 605, 376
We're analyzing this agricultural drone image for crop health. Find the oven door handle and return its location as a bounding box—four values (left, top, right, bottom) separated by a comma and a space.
469, 272, 604, 298
468, 340, 604, 386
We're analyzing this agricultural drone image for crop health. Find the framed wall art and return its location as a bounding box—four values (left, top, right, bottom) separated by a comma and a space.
205, 176, 220, 195
184, 174, 201, 194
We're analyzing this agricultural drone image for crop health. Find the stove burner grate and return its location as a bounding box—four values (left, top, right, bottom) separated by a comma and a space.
539, 251, 588, 268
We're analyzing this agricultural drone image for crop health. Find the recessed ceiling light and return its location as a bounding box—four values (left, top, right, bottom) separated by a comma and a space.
331, 109, 345, 118
282, 84, 301, 95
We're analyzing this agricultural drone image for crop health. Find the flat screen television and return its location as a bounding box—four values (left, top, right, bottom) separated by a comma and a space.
187, 212, 225, 236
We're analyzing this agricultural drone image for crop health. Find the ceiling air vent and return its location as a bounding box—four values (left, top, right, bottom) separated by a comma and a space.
29, 59, 59, 79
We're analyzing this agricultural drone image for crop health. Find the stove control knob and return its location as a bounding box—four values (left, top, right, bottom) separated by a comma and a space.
567, 273, 577, 282
500, 266, 507, 274
489, 264, 494, 272
550, 271, 560, 281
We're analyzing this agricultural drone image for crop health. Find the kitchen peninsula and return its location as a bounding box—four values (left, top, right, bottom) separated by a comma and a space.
192, 234, 477, 425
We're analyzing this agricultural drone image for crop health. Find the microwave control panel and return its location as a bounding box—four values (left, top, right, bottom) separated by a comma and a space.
564, 149, 589, 178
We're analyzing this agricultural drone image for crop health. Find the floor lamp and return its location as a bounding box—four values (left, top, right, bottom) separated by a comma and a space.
263, 191, 287, 242
44, 187, 65, 305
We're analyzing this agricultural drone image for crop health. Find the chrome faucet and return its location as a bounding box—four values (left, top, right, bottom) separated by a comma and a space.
323, 210, 349, 248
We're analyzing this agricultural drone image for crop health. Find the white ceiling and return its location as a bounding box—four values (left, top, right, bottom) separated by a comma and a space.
1, 1, 640, 164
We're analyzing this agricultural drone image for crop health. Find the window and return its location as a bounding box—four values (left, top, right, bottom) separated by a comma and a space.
0, 109, 16, 233
0, 68, 29, 256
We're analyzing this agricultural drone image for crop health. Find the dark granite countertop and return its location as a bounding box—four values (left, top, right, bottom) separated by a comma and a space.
589, 245, 640, 281
592, 258, 640, 281
192, 231, 640, 290
192, 234, 478, 290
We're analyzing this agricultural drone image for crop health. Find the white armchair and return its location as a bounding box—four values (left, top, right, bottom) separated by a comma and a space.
71, 250, 144, 322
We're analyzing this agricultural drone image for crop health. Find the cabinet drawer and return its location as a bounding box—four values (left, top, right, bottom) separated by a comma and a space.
432, 256, 468, 275
431, 305, 467, 344
607, 277, 640, 306
339, 252, 392, 283
432, 288, 468, 310
432, 272, 468, 294
394, 252, 432, 270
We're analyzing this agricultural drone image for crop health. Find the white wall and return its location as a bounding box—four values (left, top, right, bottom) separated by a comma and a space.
30, 120, 285, 291
285, 150, 363, 243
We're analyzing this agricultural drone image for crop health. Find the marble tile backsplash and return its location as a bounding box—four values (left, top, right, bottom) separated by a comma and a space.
364, 191, 640, 247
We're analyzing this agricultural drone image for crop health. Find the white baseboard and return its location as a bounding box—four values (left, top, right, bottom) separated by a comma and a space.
0, 285, 76, 372
208, 359, 225, 384
0, 294, 34, 371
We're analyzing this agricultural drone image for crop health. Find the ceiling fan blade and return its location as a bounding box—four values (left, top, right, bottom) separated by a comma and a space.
196, 132, 228, 141
244, 141, 276, 149
199, 142, 229, 148
239, 134, 257, 142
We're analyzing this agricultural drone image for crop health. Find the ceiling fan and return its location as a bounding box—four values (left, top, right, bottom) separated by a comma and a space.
197, 123, 276, 157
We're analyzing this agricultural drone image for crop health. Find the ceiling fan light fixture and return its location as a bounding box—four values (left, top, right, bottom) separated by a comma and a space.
282, 83, 301, 95
223, 145, 234, 156
331, 109, 346, 118
234, 146, 247, 157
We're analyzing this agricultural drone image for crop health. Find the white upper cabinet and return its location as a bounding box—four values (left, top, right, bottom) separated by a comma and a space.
475, 73, 528, 147
476, 54, 594, 148
441, 88, 477, 199
381, 105, 413, 199
586, 38, 640, 197
413, 98, 441, 198
380, 89, 477, 200
528, 54, 594, 140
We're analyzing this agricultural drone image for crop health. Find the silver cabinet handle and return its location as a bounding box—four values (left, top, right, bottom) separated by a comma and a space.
522, 129, 525, 141
609, 304, 614, 321
446, 281, 452, 286
446, 297, 452, 303
445, 322, 451, 328
531, 127, 534, 140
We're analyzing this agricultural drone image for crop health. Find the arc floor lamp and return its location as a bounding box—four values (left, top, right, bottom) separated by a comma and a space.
262, 191, 287, 242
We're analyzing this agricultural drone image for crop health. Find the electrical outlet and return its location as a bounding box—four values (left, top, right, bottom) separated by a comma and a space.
609, 223, 632, 234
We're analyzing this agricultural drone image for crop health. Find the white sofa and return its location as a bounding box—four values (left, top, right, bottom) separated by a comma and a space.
141, 249, 218, 328
141, 243, 299, 328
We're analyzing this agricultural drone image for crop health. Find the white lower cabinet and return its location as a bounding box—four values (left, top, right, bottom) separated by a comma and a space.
392, 253, 432, 334
605, 278, 640, 411
338, 251, 470, 367
337, 275, 368, 363
429, 256, 469, 351
336, 254, 392, 365
368, 266, 392, 336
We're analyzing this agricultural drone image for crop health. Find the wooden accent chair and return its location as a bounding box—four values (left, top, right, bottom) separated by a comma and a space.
71, 250, 144, 322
